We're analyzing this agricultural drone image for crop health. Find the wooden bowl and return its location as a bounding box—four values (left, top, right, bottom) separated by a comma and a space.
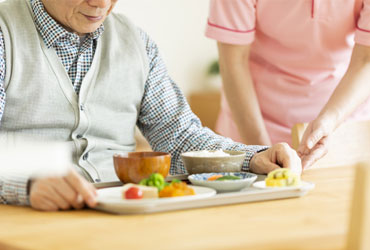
113, 152, 171, 184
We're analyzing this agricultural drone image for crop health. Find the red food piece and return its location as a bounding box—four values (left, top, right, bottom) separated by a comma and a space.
125, 187, 143, 199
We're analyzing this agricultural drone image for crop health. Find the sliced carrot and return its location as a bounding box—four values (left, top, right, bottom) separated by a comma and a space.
207, 174, 224, 181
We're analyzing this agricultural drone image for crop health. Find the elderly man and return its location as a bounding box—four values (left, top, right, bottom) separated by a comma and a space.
0, 0, 301, 211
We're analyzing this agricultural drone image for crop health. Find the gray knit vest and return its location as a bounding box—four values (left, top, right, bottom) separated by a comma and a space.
0, 0, 149, 182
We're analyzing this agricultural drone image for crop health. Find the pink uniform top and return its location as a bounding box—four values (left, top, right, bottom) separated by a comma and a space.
205, 0, 370, 145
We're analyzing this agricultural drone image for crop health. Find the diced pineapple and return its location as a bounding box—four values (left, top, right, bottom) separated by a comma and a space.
265, 168, 301, 187
265, 178, 286, 187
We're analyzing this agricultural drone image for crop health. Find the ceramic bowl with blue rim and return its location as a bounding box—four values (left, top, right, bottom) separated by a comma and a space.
188, 172, 257, 192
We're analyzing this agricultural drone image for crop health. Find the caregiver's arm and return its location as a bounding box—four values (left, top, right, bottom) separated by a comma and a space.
298, 44, 370, 168
217, 42, 271, 145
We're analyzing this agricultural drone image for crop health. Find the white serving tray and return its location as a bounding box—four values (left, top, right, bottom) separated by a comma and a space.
94, 181, 315, 215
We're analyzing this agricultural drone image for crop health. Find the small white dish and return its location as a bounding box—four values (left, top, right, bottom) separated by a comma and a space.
253, 180, 315, 191
188, 172, 257, 192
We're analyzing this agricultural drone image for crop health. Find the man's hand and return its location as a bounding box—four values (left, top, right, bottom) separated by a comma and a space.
297, 117, 335, 169
250, 143, 302, 175
29, 169, 97, 211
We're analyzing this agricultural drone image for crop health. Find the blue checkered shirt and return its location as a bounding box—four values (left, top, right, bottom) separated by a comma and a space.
0, 0, 266, 205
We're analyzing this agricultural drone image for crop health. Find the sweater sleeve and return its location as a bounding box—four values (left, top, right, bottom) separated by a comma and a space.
0, 27, 30, 206
137, 29, 268, 175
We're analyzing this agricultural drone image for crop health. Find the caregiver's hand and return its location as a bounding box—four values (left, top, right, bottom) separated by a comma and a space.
297, 117, 336, 169
29, 168, 97, 211
250, 143, 302, 175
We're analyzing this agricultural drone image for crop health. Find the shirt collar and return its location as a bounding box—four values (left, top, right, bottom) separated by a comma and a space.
30, 0, 104, 49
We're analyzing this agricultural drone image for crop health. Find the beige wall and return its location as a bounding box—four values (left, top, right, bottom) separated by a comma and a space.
115, 0, 218, 95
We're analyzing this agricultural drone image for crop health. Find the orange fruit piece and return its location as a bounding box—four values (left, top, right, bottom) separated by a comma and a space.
159, 182, 195, 198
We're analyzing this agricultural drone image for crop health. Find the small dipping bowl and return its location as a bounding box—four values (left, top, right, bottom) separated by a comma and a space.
188, 172, 257, 192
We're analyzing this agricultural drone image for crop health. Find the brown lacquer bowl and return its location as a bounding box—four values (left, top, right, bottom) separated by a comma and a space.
113, 152, 171, 184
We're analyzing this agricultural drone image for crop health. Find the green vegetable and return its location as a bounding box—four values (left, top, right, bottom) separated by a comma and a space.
139, 173, 166, 191
139, 179, 148, 185
139, 174, 183, 190
216, 175, 241, 181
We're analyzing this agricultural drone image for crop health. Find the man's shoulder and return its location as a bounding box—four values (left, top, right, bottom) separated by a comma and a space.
103, 12, 149, 51
0, 0, 28, 12
0, 0, 31, 24
105, 12, 137, 31
104, 11, 152, 42
102, 12, 151, 73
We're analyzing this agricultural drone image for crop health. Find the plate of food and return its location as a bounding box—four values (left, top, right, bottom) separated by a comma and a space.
252, 168, 315, 191
95, 173, 216, 214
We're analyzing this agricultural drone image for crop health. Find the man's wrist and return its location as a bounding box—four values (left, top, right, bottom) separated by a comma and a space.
248, 146, 269, 172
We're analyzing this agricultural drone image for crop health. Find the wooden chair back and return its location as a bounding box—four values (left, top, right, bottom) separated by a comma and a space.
291, 120, 370, 168
347, 162, 370, 250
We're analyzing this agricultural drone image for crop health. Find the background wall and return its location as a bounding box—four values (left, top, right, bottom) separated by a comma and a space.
115, 0, 218, 96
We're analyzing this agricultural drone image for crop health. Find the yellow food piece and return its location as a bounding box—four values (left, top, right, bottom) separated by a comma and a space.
265, 168, 301, 187
159, 182, 195, 198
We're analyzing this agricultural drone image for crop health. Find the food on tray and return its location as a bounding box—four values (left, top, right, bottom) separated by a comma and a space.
125, 186, 143, 199
139, 173, 166, 191
207, 174, 224, 181
265, 168, 300, 187
122, 184, 158, 199
216, 175, 242, 181
181, 150, 231, 157
123, 173, 195, 199
159, 182, 195, 198
207, 174, 242, 181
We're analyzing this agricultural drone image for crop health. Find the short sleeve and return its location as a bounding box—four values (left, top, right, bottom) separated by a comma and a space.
355, 0, 370, 46
205, 0, 257, 45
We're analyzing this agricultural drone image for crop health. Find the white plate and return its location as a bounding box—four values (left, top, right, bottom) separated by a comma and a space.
253, 180, 315, 191
96, 185, 216, 214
